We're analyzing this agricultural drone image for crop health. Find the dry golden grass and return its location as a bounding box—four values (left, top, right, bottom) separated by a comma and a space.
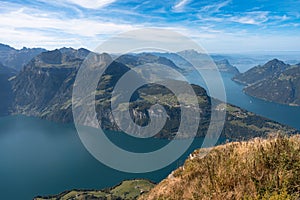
140, 134, 300, 200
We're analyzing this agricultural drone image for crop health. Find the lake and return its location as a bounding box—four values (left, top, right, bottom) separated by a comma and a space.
0, 115, 219, 200
186, 70, 300, 130
1, 71, 299, 200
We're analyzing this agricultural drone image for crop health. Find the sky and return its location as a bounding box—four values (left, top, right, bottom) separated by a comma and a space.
0, 0, 300, 53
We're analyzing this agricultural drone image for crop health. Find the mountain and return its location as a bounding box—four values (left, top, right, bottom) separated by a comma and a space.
151, 52, 193, 69
0, 63, 16, 115
11, 49, 297, 140
245, 64, 300, 106
233, 59, 300, 106
116, 53, 182, 71
154, 50, 240, 74
232, 59, 290, 85
140, 135, 300, 200
0, 43, 46, 70
211, 53, 300, 73
177, 49, 210, 67
12, 48, 195, 132
11, 48, 82, 122
115, 53, 184, 81
214, 59, 240, 74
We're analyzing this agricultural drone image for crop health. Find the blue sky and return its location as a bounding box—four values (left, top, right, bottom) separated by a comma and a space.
0, 0, 300, 53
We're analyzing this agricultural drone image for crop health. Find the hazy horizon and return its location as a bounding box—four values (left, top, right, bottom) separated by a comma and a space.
2, 42, 300, 56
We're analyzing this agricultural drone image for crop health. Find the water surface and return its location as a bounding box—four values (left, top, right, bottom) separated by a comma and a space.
0, 115, 217, 200
187, 70, 300, 130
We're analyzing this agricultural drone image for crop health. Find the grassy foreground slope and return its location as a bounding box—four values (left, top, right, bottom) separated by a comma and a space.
140, 135, 300, 200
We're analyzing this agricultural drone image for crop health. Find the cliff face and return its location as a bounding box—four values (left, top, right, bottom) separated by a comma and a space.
233, 59, 300, 106
11, 49, 81, 122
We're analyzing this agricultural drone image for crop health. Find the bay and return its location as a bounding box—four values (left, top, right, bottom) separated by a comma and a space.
186, 70, 300, 130
0, 115, 218, 200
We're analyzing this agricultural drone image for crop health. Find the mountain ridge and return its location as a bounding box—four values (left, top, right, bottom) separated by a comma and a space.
0, 43, 46, 71
233, 59, 300, 106
9, 48, 298, 140
153, 50, 240, 74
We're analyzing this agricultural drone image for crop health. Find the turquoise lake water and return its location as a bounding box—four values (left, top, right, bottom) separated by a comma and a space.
0, 115, 219, 200
187, 71, 300, 130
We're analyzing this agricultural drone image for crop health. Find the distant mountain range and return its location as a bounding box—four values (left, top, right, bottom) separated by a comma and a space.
7, 48, 297, 140
233, 59, 300, 106
0, 43, 46, 71
153, 49, 240, 74
0, 43, 240, 74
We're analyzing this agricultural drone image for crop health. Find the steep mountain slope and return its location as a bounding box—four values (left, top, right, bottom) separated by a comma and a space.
244, 65, 300, 106
214, 59, 240, 74
11, 49, 297, 139
11, 49, 82, 121
0, 43, 46, 70
233, 59, 300, 105
140, 135, 300, 200
0, 63, 16, 115
232, 59, 290, 85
